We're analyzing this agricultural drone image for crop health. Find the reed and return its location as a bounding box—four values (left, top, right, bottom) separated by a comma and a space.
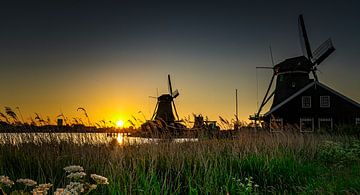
0, 131, 359, 194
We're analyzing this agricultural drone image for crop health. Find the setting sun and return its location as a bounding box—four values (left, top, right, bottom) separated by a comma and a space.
116, 120, 125, 128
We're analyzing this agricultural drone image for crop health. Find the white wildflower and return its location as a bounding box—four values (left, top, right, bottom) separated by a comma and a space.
32, 189, 45, 195
16, 178, 37, 186
63, 165, 84, 173
89, 184, 97, 190
90, 174, 109, 185
54, 188, 67, 195
32, 183, 53, 194
37, 183, 53, 189
66, 172, 86, 180
63, 182, 84, 194
0, 175, 14, 187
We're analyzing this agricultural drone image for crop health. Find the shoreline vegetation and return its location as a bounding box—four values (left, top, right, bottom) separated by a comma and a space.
0, 122, 359, 137
0, 130, 359, 194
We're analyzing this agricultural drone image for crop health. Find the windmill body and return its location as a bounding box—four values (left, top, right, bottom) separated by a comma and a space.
252, 15, 360, 131
153, 94, 176, 123
142, 74, 185, 133
271, 56, 313, 108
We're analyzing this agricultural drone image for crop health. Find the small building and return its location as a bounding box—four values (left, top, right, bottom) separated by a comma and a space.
263, 81, 360, 132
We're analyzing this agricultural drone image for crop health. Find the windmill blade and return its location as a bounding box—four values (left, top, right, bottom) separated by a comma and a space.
151, 102, 159, 120
256, 66, 273, 69
257, 72, 276, 116
263, 91, 275, 106
168, 74, 173, 95
172, 101, 179, 121
269, 45, 275, 66
298, 14, 313, 59
172, 89, 179, 98
312, 39, 335, 65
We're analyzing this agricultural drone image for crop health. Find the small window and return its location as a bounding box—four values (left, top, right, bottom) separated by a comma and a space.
302, 96, 311, 108
270, 118, 283, 132
279, 75, 284, 82
300, 118, 314, 132
318, 118, 333, 131
320, 96, 330, 108
356, 118, 360, 125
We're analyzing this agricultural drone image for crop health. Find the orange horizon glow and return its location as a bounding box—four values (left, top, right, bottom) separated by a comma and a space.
2, 68, 359, 127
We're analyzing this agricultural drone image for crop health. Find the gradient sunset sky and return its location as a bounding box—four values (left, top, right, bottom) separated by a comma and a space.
0, 1, 359, 125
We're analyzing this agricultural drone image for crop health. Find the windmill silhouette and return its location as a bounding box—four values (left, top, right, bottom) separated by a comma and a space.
151, 74, 180, 123
252, 14, 335, 122
142, 74, 186, 132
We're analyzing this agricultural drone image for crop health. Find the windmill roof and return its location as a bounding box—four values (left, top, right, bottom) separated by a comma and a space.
264, 81, 360, 117
158, 94, 173, 101
274, 56, 312, 73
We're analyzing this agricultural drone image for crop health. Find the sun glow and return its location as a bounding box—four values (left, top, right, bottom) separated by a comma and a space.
116, 120, 125, 128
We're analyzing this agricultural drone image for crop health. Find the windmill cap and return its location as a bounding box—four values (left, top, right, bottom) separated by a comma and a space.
274, 56, 313, 73
158, 94, 173, 101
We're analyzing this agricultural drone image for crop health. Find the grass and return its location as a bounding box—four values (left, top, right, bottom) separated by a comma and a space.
0, 130, 359, 194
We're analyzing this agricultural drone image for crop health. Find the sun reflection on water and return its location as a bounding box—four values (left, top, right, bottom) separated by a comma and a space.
116, 134, 124, 145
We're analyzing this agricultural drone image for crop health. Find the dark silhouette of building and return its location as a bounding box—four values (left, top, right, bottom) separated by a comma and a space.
263, 81, 360, 131
252, 15, 360, 131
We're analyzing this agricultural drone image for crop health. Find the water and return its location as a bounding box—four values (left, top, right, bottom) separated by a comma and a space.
0, 133, 198, 145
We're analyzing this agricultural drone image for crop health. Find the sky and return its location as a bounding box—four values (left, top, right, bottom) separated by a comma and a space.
0, 0, 359, 126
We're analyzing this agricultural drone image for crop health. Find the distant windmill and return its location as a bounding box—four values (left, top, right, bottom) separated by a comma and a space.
151, 74, 180, 122
251, 14, 335, 122
142, 74, 185, 131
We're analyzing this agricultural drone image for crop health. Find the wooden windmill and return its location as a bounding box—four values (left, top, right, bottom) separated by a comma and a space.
151, 74, 180, 123
251, 14, 335, 122
142, 74, 186, 132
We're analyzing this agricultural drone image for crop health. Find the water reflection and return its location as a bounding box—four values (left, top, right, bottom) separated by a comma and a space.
116, 134, 123, 145
0, 133, 198, 145
109, 133, 198, 145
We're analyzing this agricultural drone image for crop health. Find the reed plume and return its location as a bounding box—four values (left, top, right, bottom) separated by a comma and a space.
34, 113, 44, 126
5, 107, 18, 124
77, 107, 91, 126
0, 112, 10, 124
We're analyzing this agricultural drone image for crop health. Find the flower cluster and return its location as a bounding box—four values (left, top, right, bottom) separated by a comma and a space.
57, 165, 109, 195
64, 182, 85, 194
32, 183, 53, 195
0, 175, 14, 187
0, 165, 109, 195
63, 165, 84, 173
16, 178, 37, 186
90, 174, 109, 185
67, 172, 86, 180
231, 176, 259, 193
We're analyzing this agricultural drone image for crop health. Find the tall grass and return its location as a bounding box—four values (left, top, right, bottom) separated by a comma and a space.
0, 131, 359, 194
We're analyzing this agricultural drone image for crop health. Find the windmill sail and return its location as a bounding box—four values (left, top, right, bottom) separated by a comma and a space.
172, 89, 179, 98
298, 14, 313, 59
312, 39, 335, 65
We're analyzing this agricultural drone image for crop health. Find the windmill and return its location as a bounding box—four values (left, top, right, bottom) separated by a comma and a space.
142, 74, 185, 132
251, 14, 335, 122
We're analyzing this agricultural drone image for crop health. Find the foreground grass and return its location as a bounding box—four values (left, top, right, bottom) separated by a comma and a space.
0, 131, 359, 194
